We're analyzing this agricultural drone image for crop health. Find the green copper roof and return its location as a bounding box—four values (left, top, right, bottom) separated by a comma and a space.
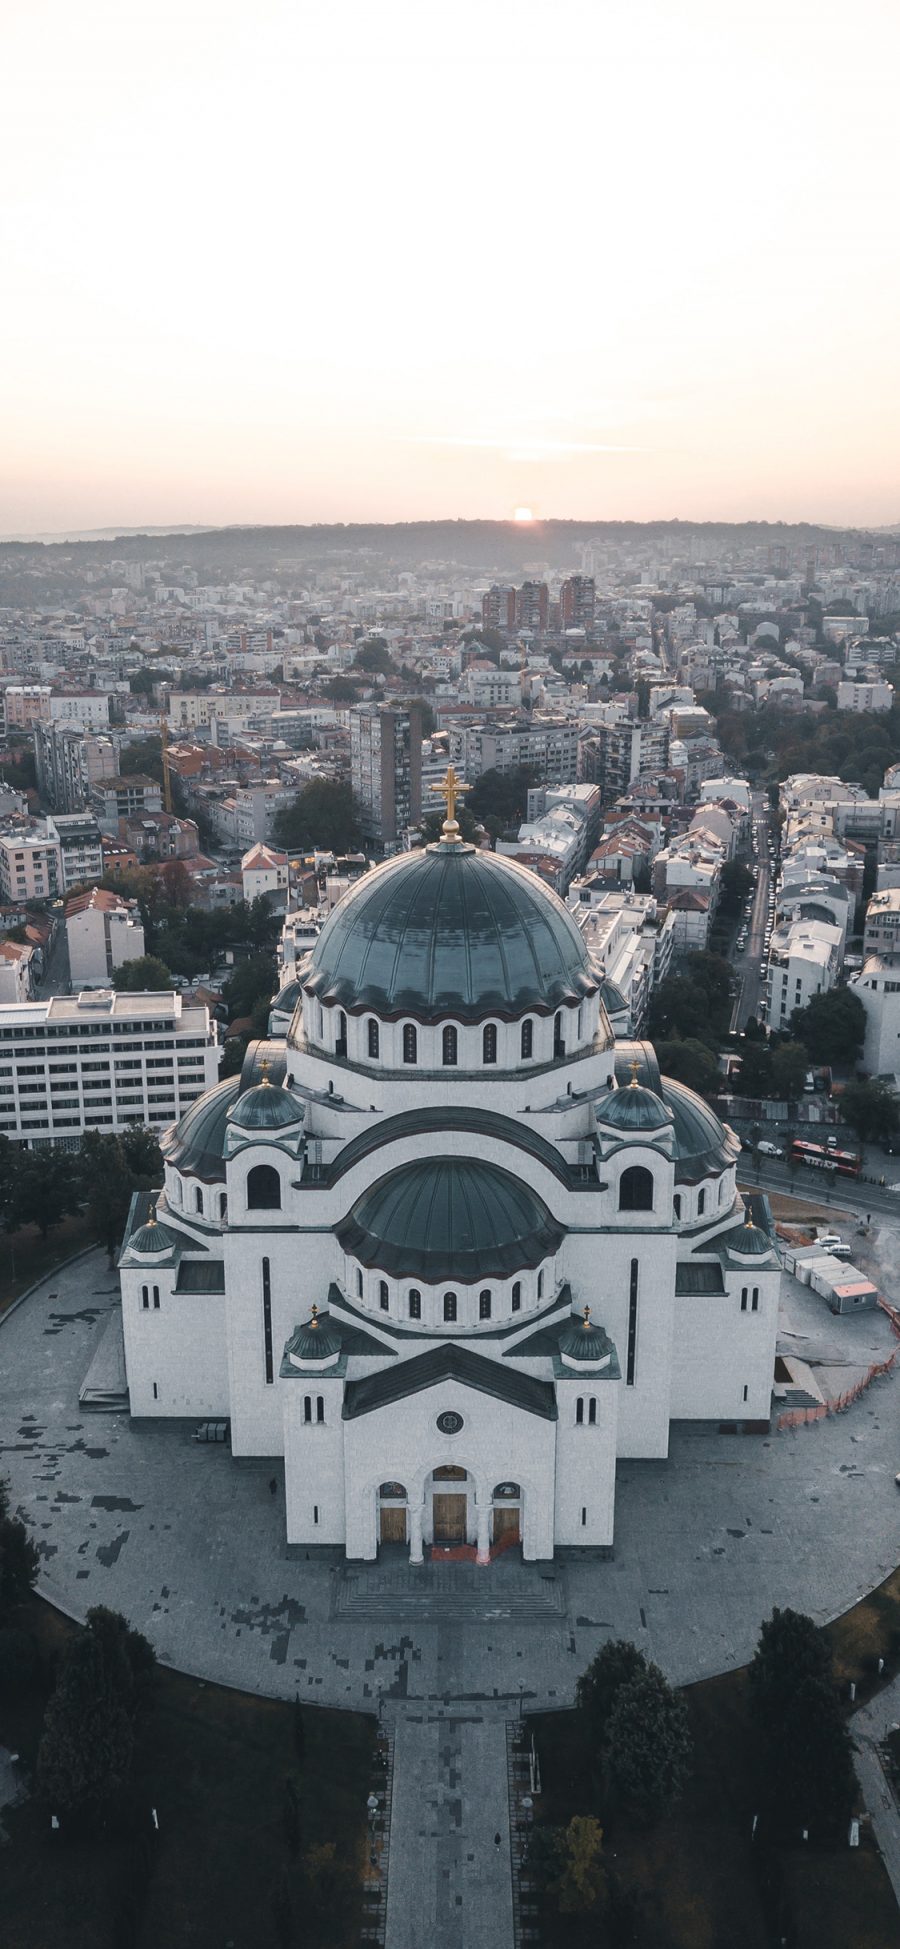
342, 1343, 558, 1421
161, 1075, 240, 1181
728, 1218, 774, 1257
128, 1216, 177, 1255
228, 1081, 302, 1132
286, 1306, 343, 1362
336, 1156, 563, 1282
597, 1083, 673, 1133
304, 844, 596, 1023
558, 1308, 616, 1363
660, 1078, 737, 1182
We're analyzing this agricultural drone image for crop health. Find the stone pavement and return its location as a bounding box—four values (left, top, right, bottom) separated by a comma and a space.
853, 1677, 900, 1906
386, 1696, 513, 1949
3, 1250, 900, 1949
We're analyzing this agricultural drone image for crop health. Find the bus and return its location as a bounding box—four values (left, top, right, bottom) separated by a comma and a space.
790, 1139, 861, 1179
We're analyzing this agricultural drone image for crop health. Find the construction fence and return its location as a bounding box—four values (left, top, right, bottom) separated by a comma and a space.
775, 1296, 900, 1431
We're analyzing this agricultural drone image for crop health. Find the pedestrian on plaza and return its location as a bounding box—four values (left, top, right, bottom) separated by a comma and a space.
494, 1832, 501, 1853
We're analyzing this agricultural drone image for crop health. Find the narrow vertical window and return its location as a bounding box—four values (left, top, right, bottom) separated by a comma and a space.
752, 1287, 759, 1312
336, 1010, 347, 1056
152, 1382, 158, 1400
313, 1504, 319, 1525
316, 1396, 325, 1423
479, 1289, 492, 1320
367, 1018, 379, 1059
588, 1398, 597, 1425
576, 1397, 584, 1425
379, 1280, 389, 1312
697, 1188, 706, 1216
152, 1285, 160, 1309
482, 1023, 497, 1066
673, 1194, 681, 1220
626, 1258, 638, 1386
408, 1289, 421, 1320
511, 1281, 521, 1312
442, 1024, 457, 1066
521, 1019, 533, 1060
554, 1011, 565, 1057
443, 1292, 457, 1322
141, 1285, 149, 1310
304, 1395, 312, 1423
403, 1023, 417, 1065
742, 1384, 749, 1403
740, 1288, 748, 1312
263, 1257, 273, 1385
581, 1506, 587, 1527
356, 1268, 363, 1297
537, 1270, 544, 1300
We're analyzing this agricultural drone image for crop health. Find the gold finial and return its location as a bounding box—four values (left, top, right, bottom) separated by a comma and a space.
629, 1057, 640, 1088
147, 1203, 157, 1226
431, 764, 471, 844
260, 1055, 271, 1085
310, 1303, 319, 1330
582, 1305, 592, 1330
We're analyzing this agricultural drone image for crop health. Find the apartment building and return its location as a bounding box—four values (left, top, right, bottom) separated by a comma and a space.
849, 958, 900, 1078
46, 814, 104, 892
447, 716, 578, 785
481, 586, 517, 632
92, 775, 164, 831
835, 681, 893, 713
863, 887, 900, 964
765, 920, 843, 1030
66, 889, 146, 987
34, 721, 118, 812
0, 990, 220, 1147
559, 575, 596, 632
0, 826, 61, 902
350, 702, 423, 847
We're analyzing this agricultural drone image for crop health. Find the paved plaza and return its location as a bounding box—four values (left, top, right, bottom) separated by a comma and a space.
3, 1247, 899, 1708
2, 1248, 900, 1948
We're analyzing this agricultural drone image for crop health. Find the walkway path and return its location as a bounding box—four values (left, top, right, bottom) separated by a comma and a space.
854, 1677, 900, 1905
386, 1696, 512, 1949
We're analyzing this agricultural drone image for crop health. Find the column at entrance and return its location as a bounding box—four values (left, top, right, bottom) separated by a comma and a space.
476, 1498, 490, 1566
409, 1500, 424, 1565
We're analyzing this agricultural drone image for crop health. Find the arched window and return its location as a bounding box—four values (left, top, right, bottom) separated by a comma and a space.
247, 1163, 281, 1210
356, 1268, 363, 1297
152, 1285, 160, 1310
408, 1289, 421, 1320
442, 1025, 458, 1067
304, 1395, 312, 1423
141, 1285, 149, 1309
697, 1188, 706, 1217
194, 1185, 204, 1215
379, 1280, 389, 1311
619, 1166, 653, 1212
479, 1289, 492, 1319
520, 1019, 534, 1060
316, 1396, 325, 1423
576, 1397, 584, 1425
443, 1291, 457, 1322
673, 1194, 681, 1220
511, 1281, 521, 1312
336, 1010, 347, 1057
588, 1397, 596, 1425
483, 1023, 497, 1066
367, 1018, 380, 1059
219, 1192, 228, 1221
317, 1004, 324, 1040
402, 1023, 417, 1065
553, 1011, 565, 1058
537, 1270, 544, 1300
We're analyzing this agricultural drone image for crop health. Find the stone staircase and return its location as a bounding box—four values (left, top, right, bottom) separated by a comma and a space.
332, 1559, 566, 1622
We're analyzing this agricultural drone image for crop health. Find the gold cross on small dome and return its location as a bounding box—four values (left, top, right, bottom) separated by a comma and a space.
582, 1305, 592, 1329
431, 764, 471, 842
629, 1057, 641, 1088
310, 1304, 319, 1330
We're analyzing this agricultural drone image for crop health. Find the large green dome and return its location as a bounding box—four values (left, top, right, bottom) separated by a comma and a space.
302, 843, 597, 1024
337, 1156, 564, 1282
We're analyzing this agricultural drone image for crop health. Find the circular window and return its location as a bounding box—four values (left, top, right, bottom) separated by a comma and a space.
436, 1410, 464, 1436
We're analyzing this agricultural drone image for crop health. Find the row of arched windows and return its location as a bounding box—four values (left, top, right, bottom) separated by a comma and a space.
354, 1270, 542, 1318
339, 1013, 547, 1067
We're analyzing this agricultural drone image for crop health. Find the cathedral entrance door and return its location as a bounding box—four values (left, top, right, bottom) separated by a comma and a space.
380, 1505, 407, 1545
433, 1493, 467, 1542
491, 1505, 520, 1547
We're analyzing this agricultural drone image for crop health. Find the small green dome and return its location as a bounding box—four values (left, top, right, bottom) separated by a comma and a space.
129, 1214, 177, 1255
289, 1306, 342, 1362
558, 1307, 614, 1363
228, 1081, 302, 1133
598, 1084, 673, 1133
337, 1156, 563, 1282
303, 843, 597, 1025
731, 1218, 773, 1256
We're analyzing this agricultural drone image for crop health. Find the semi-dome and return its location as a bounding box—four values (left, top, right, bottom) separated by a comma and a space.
161, 1075, 240, 1182
337, 1156, 564, 1282
597, 1083, 673, 1133
302, 843, 597, 1024
228, 1080, 302, 1132
598, 976, 628, 1017
659, 1077, 738, 1182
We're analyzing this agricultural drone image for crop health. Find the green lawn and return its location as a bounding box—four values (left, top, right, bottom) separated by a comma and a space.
0, 1213, 96, 1314
0, 1598, 377, 1949
529, 1638, 900, 1949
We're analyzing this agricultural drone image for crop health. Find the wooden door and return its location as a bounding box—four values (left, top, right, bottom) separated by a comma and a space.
380, 1505, 407, 1545
492, 1506, 520, 1547
433, 1494, 466, 1542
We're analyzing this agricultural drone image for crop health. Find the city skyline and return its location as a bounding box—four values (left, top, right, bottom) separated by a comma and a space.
2, 0, 898, 534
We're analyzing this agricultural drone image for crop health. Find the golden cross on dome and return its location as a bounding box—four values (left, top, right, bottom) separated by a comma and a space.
310, 1304, 319, 1330
629, 1057, 641, 1088
260, 1055, 270, 1085
582, 1305, 592, 1329
431, 764, 471, 842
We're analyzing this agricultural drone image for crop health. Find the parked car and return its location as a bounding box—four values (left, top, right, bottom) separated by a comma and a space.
818, 1234, 852, 1260
757, 1140, 784, 1159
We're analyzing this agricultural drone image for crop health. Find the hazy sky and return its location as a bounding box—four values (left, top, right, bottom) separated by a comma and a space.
2, 0, 898, 533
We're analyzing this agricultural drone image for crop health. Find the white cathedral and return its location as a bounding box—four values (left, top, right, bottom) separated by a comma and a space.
119, 783, 780, 1564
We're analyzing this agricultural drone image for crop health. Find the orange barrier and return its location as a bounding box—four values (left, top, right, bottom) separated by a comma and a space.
777, 1307, 898, 1430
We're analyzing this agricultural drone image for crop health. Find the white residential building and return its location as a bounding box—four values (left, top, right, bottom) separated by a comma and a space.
66, 889, 146, 988
849, 958, 900, 1078
765, 920, 843, 1031
0, 826, 61, 903
836, 680, 893, 713
241, 844, 290, 904
0, 990, 220, 1147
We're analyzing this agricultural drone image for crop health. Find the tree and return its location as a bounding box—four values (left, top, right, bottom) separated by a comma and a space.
273, 778, 362, 855
112, 955, 174, 992
419, 799, 480, 846
791, 987, 866, 1065
36, 1607, 153, 1820
4, 1147, 80, 1241
556, 1815, 606, 1914
840, 1077, 900, 1148
655, 1037, 720, 1096
0, 1479, 39, 1619
648, 953, 735, 1051
79, 1129, 164, 1260
605, 1666, 692, 1823
719, 858, 754, 910
222, 952, 277, 1025
354, 638, 391, 674
158, 858, 194, 907
749, 1607, 833, 1733
576, 1639, 649, 1750
119, 737, 165, 787
749, 1609, 855, 1835
769, 1040, 809, 1104
737, 1040, 774, 1098
467, 766, 533, 830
